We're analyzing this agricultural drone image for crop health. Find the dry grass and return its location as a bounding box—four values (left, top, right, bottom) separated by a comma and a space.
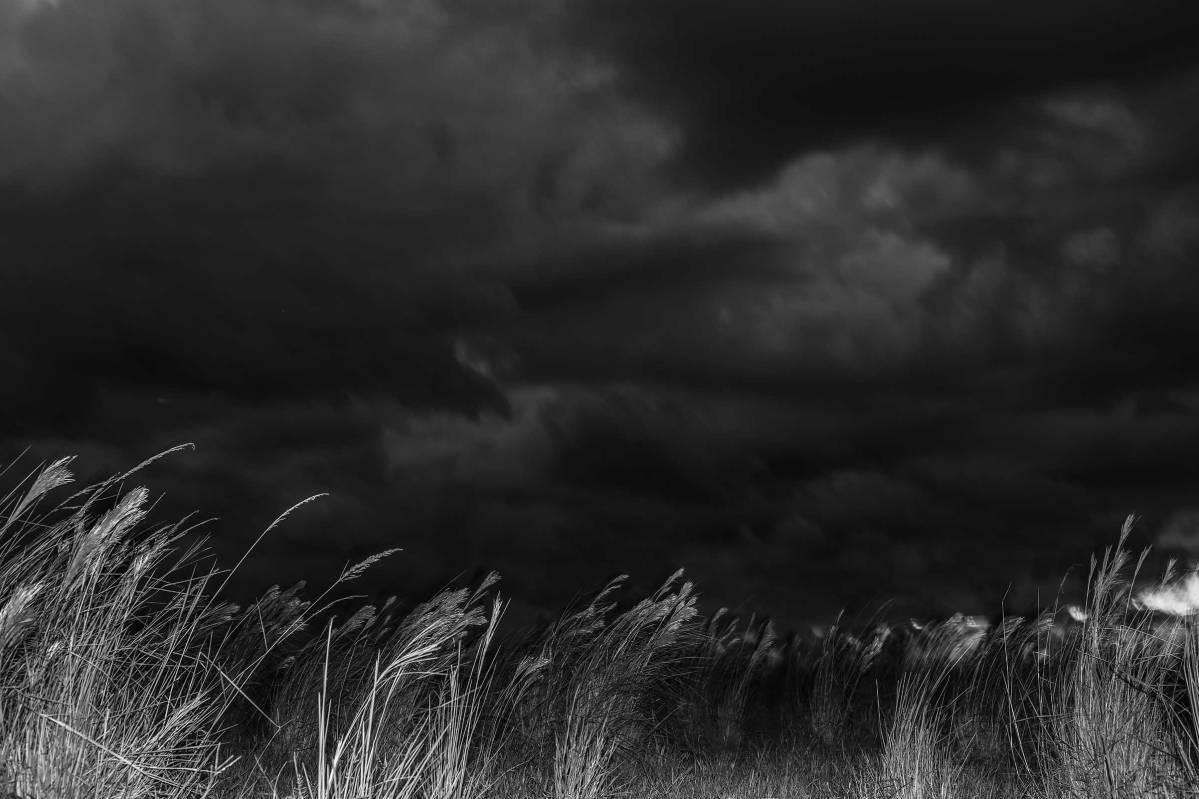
5, 455, 1199, 798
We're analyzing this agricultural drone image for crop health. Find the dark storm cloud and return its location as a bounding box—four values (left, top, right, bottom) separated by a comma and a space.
5, 0, 1199, 627
7, 0, 1196, 412
568, 0, 1199, 189
0, 0, 661, 430
492, 84, 1199, 419
0, 0, 679, 611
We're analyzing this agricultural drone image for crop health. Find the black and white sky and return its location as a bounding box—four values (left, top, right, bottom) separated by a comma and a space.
3, 0, 1199, 624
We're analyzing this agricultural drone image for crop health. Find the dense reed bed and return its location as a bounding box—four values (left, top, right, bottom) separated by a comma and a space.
3, 455, 1199, 797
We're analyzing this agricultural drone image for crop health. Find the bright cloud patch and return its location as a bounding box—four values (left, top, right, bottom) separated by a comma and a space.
1138, 572, 1199, 616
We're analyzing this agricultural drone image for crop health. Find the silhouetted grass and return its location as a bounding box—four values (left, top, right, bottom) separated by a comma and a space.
4, 455, 1199, 797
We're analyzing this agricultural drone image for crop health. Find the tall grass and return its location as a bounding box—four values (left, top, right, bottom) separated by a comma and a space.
514, 572, 700, 799
854, 671, 962, 799
270, 588, 504, 799
6, 454, 1199, 798
0, 454, 246, 798
1032, 522, 1193, 798
806, 615, 881, 747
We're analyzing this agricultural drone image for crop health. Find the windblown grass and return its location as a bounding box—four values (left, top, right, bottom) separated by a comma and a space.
0, 453, 244, 799
5, 455, 1199, 798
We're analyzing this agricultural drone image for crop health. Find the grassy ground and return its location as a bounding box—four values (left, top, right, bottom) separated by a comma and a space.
3, 455, 1199, 798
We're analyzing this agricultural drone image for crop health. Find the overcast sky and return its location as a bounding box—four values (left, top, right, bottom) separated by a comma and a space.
3, 0, 1199, 624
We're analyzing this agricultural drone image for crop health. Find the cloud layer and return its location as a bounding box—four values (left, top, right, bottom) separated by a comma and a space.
3, 0, 1199, 625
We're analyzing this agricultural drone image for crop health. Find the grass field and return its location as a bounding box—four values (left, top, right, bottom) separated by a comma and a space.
3, 455, 1199, 798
